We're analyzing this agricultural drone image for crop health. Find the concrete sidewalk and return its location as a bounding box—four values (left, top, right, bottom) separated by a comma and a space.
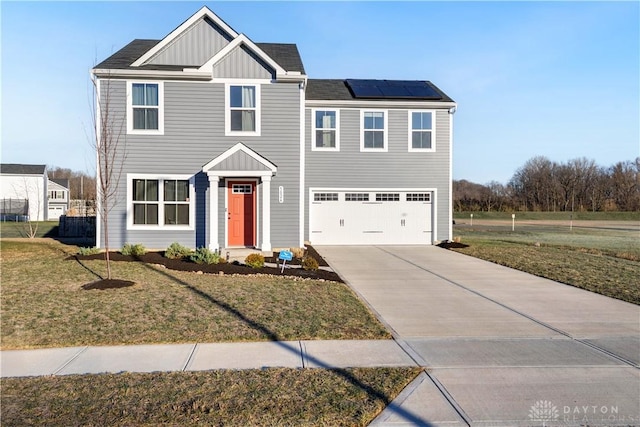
319, 245, 640, 427
0, 340, 417, 378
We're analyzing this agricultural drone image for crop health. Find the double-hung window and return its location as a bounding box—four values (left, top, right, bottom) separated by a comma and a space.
127, 81, 164, 134
409, 111, 435, 151
312, 110, 339, 150
227, 84, 260, 135
361, 110, 387, 151
129, 175, 193, 229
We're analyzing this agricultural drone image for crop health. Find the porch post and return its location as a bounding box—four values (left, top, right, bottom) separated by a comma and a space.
208, 174, 220, 251
261, 175, 272, 251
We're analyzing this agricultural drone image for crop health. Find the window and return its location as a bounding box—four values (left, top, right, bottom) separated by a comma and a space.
48, 191, 65, 200
409, 111, 435, 151
375, 193, 400, 201
127, 81, 163, 134
232, 184, 253, 194
227, 84, 260, 135
407, 193, 431, 202
163, 180, 190, 225
312, 110, 339, 150
314, 193, 338, 201
129, 175, 193, 229
133, 179, 159, 225
345, 193, 369, 201
361, 111, 387, 151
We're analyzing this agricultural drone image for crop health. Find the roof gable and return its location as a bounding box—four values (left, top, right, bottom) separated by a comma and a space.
131, 6, 239, 67
202, 143, 277, 174
145, 17, 234, 67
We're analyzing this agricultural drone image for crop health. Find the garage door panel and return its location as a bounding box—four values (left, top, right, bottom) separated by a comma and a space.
310, 190, 433, 245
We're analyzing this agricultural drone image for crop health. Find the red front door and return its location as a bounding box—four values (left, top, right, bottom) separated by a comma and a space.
227, 181, 256, 247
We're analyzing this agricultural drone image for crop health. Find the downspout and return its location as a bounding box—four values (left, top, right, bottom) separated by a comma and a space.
448, 105, 457, 241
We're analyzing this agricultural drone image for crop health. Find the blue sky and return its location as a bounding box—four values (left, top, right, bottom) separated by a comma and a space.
2, 1, 638, 184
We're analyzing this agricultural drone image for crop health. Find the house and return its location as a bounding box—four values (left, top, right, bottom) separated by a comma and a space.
0, 164, 72, 221
91, 6, 456, 251
47, 179, 70, 220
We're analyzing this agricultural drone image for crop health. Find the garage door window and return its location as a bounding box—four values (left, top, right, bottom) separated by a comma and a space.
375, 193, 400, 201
314, 193, 338, 201
345, 193, 369, 201
407, 193, 431, 202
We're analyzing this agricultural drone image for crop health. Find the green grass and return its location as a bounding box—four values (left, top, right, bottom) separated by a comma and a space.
0, 221, 59, 238
451, 224, 640, 304
454, 211, 640, 221
1, 367, 422, 426
1, 240, 390, 349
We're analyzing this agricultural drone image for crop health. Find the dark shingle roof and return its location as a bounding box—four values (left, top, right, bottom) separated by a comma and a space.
0, 164, 46, 175
94, 39, 305, 73
255, 43, 305, 74
306, 79, 455, 103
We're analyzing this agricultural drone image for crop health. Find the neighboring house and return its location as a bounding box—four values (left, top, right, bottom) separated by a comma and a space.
92, 6, 456, 251
0, 164, 48, 221
47, 179, 70, 220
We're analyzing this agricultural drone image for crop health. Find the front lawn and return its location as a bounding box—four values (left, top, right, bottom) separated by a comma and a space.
0, 240, 390, 349
1, 367, 422, 426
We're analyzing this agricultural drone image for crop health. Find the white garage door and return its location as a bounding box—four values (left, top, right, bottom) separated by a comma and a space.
310, 190, 433, 245
48, 206, 64, 221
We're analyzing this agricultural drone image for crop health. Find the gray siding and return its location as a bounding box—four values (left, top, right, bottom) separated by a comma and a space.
211, 151, 272, 172
147, 18, 232, 66
304, 108, 451, 242
99, 79, 301, 250
212, 45, 274, 79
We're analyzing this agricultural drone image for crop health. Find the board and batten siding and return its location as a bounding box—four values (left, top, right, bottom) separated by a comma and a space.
212, 46, 274, 80
99, 79, 301, 250
147, 18, 233, 66
304, 107, 451, 242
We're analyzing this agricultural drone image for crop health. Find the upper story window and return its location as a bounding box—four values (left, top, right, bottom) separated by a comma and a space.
129, 175, 194, 230
312, 110, 339, 151
127, 81, 164, 135
409, 111, 435, 152
48, 191, 65, 200
361, 110, 387, 152
226, 84, 260, 135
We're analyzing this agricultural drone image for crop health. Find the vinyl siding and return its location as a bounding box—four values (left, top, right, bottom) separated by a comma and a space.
147, 18, 233, 66
304, 107, 451, 242
212, 45, 274, 79
99, 79, 301, 250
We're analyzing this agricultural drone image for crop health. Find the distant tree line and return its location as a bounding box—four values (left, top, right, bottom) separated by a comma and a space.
454, 156, 640, 212
48, 166, 97, 201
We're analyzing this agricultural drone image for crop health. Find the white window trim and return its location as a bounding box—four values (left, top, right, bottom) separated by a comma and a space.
311, 108, 340, 151
408, 110, 436, 152
225, 83, 261, 136
360, 109, 388, 152
126, 173, 195, 231
126, 81, 164, 135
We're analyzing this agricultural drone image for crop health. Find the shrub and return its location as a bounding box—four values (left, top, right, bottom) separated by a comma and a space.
302, 256, 319, 271
121, 243, 147, 256
245, 253, 265, 269
189, 247, 222, 265
291, 247, 305, 259
165, 242, 192, 259
78, 246, 100, 256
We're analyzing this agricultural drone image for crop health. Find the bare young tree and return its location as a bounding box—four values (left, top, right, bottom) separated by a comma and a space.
12, 177, 43, 238
90, 75, 126, 280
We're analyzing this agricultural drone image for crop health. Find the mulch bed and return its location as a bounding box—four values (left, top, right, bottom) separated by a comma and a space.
263, 245, 330, 267
73, 246, 342, 283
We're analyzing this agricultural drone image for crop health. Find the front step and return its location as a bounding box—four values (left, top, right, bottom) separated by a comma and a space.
223, 248, 271, 264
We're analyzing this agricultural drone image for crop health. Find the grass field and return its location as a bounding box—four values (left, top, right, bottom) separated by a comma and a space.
1, 240, 390, 349
454, 211, 640, 221
0, 221, 59, 238
1, 367, 422, 426
451, 220, 639, 304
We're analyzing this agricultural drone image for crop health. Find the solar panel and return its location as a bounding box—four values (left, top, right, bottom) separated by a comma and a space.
346, 79, 442, 100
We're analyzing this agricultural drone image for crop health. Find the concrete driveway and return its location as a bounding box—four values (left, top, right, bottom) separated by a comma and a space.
317, 246, 640, 427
